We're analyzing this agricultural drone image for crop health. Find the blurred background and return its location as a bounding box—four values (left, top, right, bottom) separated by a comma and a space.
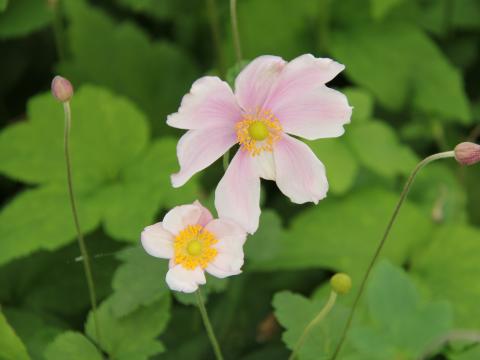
0, 0, 479, 359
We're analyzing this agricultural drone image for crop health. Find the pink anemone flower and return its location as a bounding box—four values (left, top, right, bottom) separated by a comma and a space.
168, 54, 352, 234
141, 201, 246, 293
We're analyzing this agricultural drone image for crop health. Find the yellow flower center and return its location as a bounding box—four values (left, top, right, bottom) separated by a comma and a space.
236, 109, 282, 156
174, 224, 218, 270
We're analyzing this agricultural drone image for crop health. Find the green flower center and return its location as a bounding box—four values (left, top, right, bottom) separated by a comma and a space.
248, 121, 269, 141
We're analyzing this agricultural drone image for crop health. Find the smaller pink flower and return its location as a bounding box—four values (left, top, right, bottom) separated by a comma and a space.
141, 200, 246, 293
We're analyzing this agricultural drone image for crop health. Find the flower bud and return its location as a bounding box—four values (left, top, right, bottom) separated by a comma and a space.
454, 142, 480, 166
330, 273, 352, 295
51, 76, 73, 102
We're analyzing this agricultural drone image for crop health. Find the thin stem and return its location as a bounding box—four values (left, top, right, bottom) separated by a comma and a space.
330, 151, 456, 360
63, 102, 101, 345
195, 289, 224, 360
206, 0, 225, 77
289, 291, 338, 360
230, 0, 242, 62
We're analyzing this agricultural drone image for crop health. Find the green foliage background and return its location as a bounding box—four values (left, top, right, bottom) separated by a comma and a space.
0, 0, 479, 359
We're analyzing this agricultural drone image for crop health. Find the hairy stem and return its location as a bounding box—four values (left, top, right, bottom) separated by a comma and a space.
63, 102, 101, 344
230, 0, 242, 62
289, 290, 338, 360
195, 289, 224, 360
331, 151, 455, 360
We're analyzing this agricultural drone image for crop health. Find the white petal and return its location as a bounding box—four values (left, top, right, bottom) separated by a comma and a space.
252, 151, 276, 180
166, 265, 206, 293
162, 204, 203, 235
141, 223, 174, 259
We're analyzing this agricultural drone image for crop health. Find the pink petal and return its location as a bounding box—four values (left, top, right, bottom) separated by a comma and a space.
263, 54, 345, 110
166, 265, 206, 293
205, 218, 247, 247
273, 86, 352, 140
193, 200, 213, 227
141, 222, 174, 259
171, 127, 237, 187
167, 76, 242, 130
234, 55, 286, 111
214, 150, 261, 234
206, 253, 243, 278
273, 134, 328, 204
162, 203, 203, 235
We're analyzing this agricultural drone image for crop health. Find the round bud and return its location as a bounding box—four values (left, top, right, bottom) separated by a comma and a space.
454, 142, 480, 166
51, 75, 74, 102
330, 273, 352, 295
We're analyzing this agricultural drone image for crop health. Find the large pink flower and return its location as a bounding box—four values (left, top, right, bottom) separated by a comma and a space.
168, 54, 352, 233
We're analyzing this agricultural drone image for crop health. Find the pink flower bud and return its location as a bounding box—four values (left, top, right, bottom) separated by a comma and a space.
51, 76, 73, 102
454, 142, 480, 166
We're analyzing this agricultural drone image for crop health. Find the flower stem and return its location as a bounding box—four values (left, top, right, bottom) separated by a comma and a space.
206, 0, 225, 78
289, 290, 338, 360
195, 289, 224, 360
63, 102, 101, 345
230, 0, 242, 62
330, 150, 455, 360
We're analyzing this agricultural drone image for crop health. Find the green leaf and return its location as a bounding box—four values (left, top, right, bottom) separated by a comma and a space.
245, 210, 285, 269
331, 24, 471, 122
308, 138, 359, 195
115, 0, 172, 20
109, 247, 169, 317
411, 225, 480, 328
343, 87, 374, 122
0, 186, 101, 266
273, 291, 348, 360
98, 138, 200, 242
452, 0, 480, 30
346, 121, 418, 179
0, 0, 52, 38
4, 308, 64, 359
370, 0, 404, 20
0, 0, 8, 12
60, 0, 198, 134
223, 0, 313, 62
251, 189, 432, 276
0, 86, 149, 189
44, 332, 102, 360
350, 261, 452, 359
450, 346, 480, 360
85, 296, 170, 359
0, 311, 30, 360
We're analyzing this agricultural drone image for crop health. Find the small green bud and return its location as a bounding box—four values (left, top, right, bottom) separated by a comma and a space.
454, 142, 480, 166
51, 75, 73, 102
330, 273, 352, 295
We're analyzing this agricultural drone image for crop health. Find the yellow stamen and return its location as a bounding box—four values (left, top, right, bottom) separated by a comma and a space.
236, 108, 282, 156
174, 224, 218, 270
